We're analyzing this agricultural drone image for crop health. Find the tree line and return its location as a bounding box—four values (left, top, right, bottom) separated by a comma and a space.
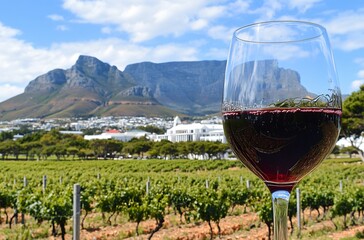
0, 129, 229, 161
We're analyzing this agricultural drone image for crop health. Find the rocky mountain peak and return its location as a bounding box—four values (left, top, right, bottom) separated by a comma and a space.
25, 69, 67, 93
74, 55, 111, 76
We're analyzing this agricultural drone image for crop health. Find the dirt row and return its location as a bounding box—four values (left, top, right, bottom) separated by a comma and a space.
76, 211, 364, 240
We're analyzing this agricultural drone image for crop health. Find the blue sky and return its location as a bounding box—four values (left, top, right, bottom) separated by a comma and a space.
0, 0, 363, 102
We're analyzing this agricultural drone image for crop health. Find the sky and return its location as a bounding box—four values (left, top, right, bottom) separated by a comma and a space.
0, 0, 363, 102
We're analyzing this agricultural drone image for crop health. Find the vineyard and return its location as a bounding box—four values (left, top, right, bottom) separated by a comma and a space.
0, 158, 363, 239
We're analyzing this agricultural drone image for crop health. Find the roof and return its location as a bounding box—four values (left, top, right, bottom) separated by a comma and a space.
105, 129, 121, 133
169, 123, 223, 131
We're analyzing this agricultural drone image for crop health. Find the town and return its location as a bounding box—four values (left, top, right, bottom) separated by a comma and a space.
0, 114, 362, 159
0, 115, 226, 143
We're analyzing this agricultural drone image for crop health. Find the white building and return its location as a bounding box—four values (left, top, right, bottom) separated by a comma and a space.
150, 116, 226, 143
84, 129, 149, 142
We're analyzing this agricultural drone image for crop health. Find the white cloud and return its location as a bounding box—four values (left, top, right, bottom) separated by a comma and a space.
351, 80, 364, 91
249, 0, 322, 20
250, 0, 283, 19
353, 69, 364, 91
191, 19, 208, 31
51, 38, 201, 68
0, 22, 21, 38
331, 32, 364, 51
227, 0, 251, 15
265, 45, 310, 60
101, 26, 112, 34
148, 44, 198, 62
48, 14, 65, 21
323, 9, 364, 51
0, 84, 24, 102
198, 5, 226, 19
208, 25, 235, 42
0, 23, 61, 84
357, 70, 364, 78
324, 9, 364, 35
62, 0, 232, 42
288, 0, 323, 13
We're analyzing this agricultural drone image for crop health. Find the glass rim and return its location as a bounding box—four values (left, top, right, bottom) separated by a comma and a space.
233, 20, 327, 44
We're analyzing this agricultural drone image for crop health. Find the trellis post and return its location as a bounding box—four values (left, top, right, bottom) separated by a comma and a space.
73, 184, 81, 240
296, 188, 301, 236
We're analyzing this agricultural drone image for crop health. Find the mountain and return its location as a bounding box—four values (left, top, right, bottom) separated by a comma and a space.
224, 59, 311, 109
0, 56, 181, 120
0, 55, 308, 120
124, 60, 226, 114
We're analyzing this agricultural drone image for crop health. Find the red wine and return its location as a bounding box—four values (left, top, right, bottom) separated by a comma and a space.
223, 108, 341, 192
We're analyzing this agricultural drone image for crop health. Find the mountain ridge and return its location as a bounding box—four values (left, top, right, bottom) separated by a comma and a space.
0, 55, 307, 120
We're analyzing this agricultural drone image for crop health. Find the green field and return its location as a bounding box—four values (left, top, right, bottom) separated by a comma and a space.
0, 158, 363, 239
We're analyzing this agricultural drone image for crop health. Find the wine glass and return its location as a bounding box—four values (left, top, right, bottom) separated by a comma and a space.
222, 21, 341, 239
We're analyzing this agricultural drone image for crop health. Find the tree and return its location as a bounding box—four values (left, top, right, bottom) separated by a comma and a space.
78, 148, 95, 160
341, 84, 364, 161
176, 142, 189, 159
137, 125, 165, 134
123, 138, 152, 158
53, 144, 67, 160
88, 139, 123, 159
41, 146, 55, 160
67, 147, 79, 160
0, 140, 14, 160
88, 139, 108, 159
10, 141, 21, 160
63, 134, 88, 149
40, 130, 62, 146
331, 145, 341, 157
159, 142, 177, 159
205, 141, 229, 159
0, 131, 13, 141
21, 141, 42, 160
340, 146, 358, 158
105, 139, 123, 158
193, 142, 207, 159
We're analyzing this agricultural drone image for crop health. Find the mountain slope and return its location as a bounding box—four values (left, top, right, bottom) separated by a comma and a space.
0, 56, 178, 120
124, 60, 226, 115
0, 56, 309, 120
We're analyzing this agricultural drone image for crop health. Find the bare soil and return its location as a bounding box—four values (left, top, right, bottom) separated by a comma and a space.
73, 211, 363, 240
1, 208, 363, 239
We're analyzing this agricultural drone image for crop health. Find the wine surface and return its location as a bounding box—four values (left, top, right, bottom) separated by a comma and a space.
223, 108, 341, 192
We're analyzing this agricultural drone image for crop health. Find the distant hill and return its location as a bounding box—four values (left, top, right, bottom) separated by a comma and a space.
123, 60, 226, 115
0, 55, 309, 120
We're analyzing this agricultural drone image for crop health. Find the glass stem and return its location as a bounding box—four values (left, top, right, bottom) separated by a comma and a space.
272, 190, 290, 240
